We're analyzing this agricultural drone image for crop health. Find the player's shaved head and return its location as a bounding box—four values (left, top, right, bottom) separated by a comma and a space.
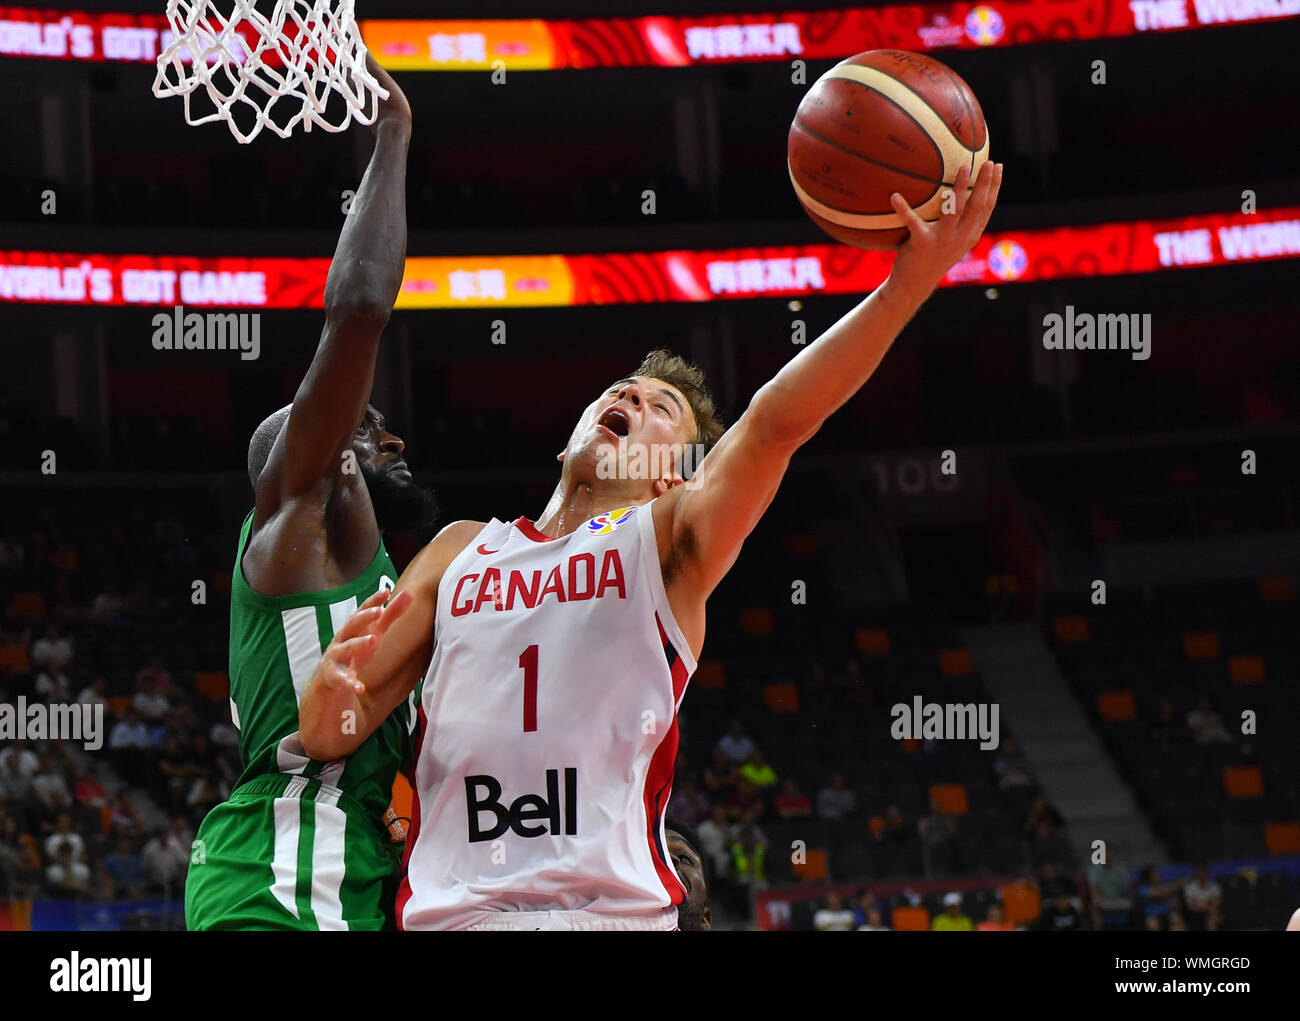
248, 405, 293, 487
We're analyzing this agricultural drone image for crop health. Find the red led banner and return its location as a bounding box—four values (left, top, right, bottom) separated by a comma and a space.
1, 2, 1297, 65
1, 207, 1297, 309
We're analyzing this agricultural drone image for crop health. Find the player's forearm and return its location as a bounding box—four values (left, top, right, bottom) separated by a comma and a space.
748, 273, 929, 447
298, 677, 371, 762
322, 118, 411, 321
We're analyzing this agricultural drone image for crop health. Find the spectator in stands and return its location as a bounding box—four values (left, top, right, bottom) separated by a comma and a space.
874, 804, 909, 845
728, 822, 764, 884
703, 747, 737, 801
0, 738, 39, 778
30, 753, 71, 809
1024, 794, 1067, 863
1036, 862, 1075, 900
737, 750, 778, 796
45, 841, 90, 899
813, 891, 857, 931
209, 715, 239, 749
931, 892, 974, 931
918, 795, 959, 875
1136, 866, 1183, 930
977, 903, 1015, 931
1035, 889, 1086, 930
1088, 855, 1136, 930
43, 812, 85, 864
773, 778, 813, 819
993, 737, 1034, 789
76, 675, 108, 708
141, 823, 190, 894
696, 804, 733, 881
136, 653, 174, 694
30, 621, 73, 673
108, 707, 150, 784
109, 791, 143, 839
89, 581, 126, 624
1186, 697, 1232, 745
157, 734, 195, 816
34, 663, 73, 702
668, 776, 711, 828
10, 834, 44, 899
858, 906, 891, 931
816, 773, 857, 820
132, 674, 170, 721
716, 719, 757, 764
186, 774, 223, 823
1148, 697, 1190, 748
104, 836, 146, 899
1182, 864, 1222, 931
0, 533, 25, 574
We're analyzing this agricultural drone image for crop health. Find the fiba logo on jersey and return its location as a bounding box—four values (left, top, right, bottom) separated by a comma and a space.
587, 506, 637, 534
465, 769, 578, 842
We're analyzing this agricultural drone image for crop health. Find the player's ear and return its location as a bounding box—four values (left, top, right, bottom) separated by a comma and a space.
701, 907, 712, 931
556, 450, 566, 463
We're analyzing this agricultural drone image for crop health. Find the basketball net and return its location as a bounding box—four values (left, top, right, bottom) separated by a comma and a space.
152, 0, 388, 144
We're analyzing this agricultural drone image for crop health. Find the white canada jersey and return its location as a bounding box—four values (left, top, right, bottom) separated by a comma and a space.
397, 500, 697, 930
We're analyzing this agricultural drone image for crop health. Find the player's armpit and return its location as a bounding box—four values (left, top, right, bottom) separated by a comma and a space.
660, 408, 799, 599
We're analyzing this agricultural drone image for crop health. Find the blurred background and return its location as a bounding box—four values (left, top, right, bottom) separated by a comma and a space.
1, 0, 1298, 931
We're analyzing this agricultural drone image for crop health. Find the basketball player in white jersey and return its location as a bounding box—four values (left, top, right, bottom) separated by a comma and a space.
299, 160, 1002, 930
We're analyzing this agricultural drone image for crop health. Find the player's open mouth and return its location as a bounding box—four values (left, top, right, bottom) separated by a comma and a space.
598, 406, 631, 437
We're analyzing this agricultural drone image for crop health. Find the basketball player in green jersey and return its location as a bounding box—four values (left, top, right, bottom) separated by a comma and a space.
185, 57, 438, 931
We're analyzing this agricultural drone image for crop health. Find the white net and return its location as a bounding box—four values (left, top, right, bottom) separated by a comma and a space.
152, 0, 389, 144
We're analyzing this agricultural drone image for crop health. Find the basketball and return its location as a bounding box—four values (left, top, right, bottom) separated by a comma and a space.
788, 49, 991, 249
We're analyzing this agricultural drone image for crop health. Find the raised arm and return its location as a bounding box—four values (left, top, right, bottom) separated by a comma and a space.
299, 521, 484, 761
257, 57, 413, 511
667, 162, 1002, 595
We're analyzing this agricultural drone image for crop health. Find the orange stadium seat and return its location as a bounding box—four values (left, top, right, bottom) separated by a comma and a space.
1227, 654, 1266, 685
1264, 823, 1300, 856
8, 592, 46, 621
938, 649, 974, 677
1183, 630, 1221, 661
791, 848, 828, 882
1222, 766, 1263, 799
99, 806, 114, 836
868, 815, 886, 840
739, 608, 775, 638
106, 696, 131, 717
693, 660, 726, 689
1097, 690, 1137, 722
855, 627, 891, 656
890, 905, 930, 931
1258, 575, 1294, 603
928, 783, 970, 815
763, 682, 800, 713
1001, 881, 1041, 926
211, 570, 233, 595
194, 671, 229, 700
1052, 614, 1089, 644
0, 643, 30, 672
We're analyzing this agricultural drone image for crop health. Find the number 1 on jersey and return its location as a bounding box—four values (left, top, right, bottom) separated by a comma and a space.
519, 644, 538, 732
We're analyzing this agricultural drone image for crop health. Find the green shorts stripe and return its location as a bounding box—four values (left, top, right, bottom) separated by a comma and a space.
186, 774, 397, 931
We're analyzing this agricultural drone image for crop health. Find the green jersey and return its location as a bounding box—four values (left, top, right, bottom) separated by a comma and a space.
227, 510, 414, 823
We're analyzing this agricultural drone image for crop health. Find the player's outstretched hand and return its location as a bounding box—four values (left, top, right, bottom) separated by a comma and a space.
365, 51, 411, 131
315, 587, 413, 697
887, 160, 1002, 299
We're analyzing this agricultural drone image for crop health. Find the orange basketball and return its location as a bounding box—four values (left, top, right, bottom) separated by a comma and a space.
788, 49, 990, 250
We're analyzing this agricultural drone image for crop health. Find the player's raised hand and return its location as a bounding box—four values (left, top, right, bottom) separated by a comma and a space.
365, 51, 411, 131
313, 587, 413, 697
887, 160, 1002, 299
